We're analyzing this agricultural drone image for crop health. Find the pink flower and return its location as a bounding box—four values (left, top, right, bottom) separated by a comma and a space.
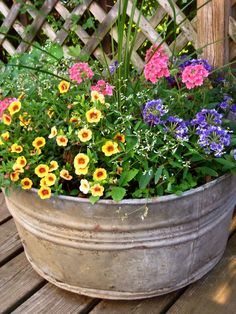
181, 64, 209, 89
69, 63, 94, 84
144, 46, 170, 84
0, 98, 16, 118
91, 80, 114, 96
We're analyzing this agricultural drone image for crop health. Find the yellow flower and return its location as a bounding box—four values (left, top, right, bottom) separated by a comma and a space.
86, 108, 102, 123
116, 167, 123, 175
2, 114, 12, 125
48, 126, 57, 139
0, 139, 3, 145
1, 132, 10, 141
11, 144, 23, 153
12, 164, 24, 173
38, 186, 51, 199
78, 128, 92, 142
75, 167, 89, 175
56, 135, 68, 147
60, 169, 73, 180
35, 164, 49, 178
93, 168, 107, 181
21, 178, 33, 190
32, 137, 46, 149
90, 184, 104, 197
44, 173, 57, 186
40, 178, 47, 186
114, 133, 126, 143
47, 108, 55, 118
102, 141, 119, 156
16, 156, 27, 167
8, 100, 21, 115
49, 160, 59, 172
19, 113, 30, 126
30, 148, 42, 156
74, 153, 90, 169
10, 172, 20, 182
69, 116, 80, 124
58, 80, 70, 94
91, 91, 105, 104
79, 179, 90, 194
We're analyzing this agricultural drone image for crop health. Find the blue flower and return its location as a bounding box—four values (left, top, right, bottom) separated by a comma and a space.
142, 99, 168, 126
165, 116, 189, 141
191, 109, 222, 128
218, 95, 233, 110
179, 58, 213, 72
109, 61, 118, 74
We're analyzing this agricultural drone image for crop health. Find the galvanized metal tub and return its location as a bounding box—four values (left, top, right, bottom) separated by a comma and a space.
4, 174, 236, 300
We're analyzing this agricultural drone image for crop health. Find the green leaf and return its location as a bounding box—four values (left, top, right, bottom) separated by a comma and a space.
216, 158, 235, 169
68, 45, 81, 58
70, 189, 79, 196
119, 169, 139, 186
89, 196, 100, 204
126, 135, 138, 151
111, 187, 126, 201
197, 166, 218, 177
154, 166, 163, 184
139, 168, 154, 189
48, 44, 64, 60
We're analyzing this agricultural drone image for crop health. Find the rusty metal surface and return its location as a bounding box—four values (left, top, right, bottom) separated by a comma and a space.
4, 175, 236, 300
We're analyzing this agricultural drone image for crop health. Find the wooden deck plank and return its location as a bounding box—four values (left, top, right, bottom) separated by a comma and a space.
166, 232, 236, 314
12, 283, 99, 314
0, 218, 22, 266
0, 192, 11, 224
0, 252, 45, 313
90, 291, 182, 314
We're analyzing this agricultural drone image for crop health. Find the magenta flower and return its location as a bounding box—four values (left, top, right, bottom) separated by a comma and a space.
0, 98, 16, 118
144, 46, 170, 84
91, 80, 114, 96
181, 64, 209, 89
69, 63, 94, 84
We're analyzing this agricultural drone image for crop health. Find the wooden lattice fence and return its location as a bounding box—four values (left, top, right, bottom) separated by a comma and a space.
0, 0, 236, 68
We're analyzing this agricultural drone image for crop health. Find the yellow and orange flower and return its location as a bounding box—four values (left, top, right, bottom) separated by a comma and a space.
77, 128, 92, 142
2, 114, 12, 125
116, 167, 123, 175
69, 116, 80, 124
48, 126, 57, 139
75, 167, 89, 175
11, 143, 23, 153
8, 100, 21, 115
47, 108, 55, 118
30, 148, 41, 156
58, 80, 70, 94
1, 132, 10, 141
38, 186, 51, 199
19, 113, 30, 126
86, 108, 102, 123
44, 173, 57, 186
21, 178, 33, 190
74, 153, 89, 169
35, 164, 49, 178
16, 156, 27, 167
40, 178, 47, 186
93, 168, 107, 181
90, 184, 104, 197
60, 169, 73, 180
56, 135, 68, 147
12, 164, 24, 173
32, 137, 46, 149
102, 141, 119, 157
114, 132, 126, 143
10, 172, 20, 182
49, 160, 59, 172
79, 179, 90, 194
91, 91, 105, 104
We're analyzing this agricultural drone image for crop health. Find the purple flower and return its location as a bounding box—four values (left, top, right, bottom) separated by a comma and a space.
165, 116, 189, 141
191, 109, 222, 128
179, 58, 213, 72
230, 105, 236, 113
142, 99, 168, 126
218, 95, 233, 110
109, 61, 118, 74
197, 125, 231, 157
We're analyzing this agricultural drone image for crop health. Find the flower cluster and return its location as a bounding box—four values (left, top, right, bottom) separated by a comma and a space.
0, 43, 235, 202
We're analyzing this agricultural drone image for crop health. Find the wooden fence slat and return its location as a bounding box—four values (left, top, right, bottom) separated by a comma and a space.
0, 1, 22, 45
0, 252, 45, 313
0, 218, 22, 266
55, 0, 94, 45
16, 0, 59, 53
